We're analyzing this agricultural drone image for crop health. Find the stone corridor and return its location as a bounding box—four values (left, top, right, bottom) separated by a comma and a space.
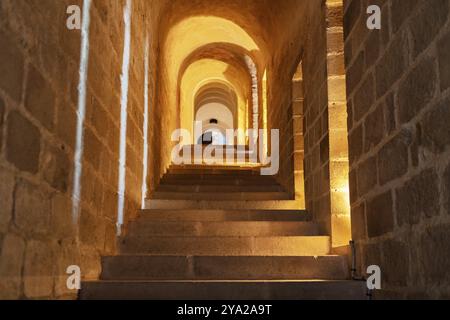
0, 0, 449, 299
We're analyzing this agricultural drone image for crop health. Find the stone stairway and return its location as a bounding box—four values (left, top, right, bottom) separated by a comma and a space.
80, 164, 366, 300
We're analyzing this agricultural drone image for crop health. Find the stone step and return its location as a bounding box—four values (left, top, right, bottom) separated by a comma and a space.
100, 255, 348, 281
170, 164, 261, 171
80, 280, 367, 300
157, 184, 283, 192
127, 221, 319, 237
139, 209, 310, 222
120, 236, 330, 256
160, 178, 280, 186
145, 199, 304, 210
152, 191, 291, 201
161, 173, 279, 180
168, 168, 261, 175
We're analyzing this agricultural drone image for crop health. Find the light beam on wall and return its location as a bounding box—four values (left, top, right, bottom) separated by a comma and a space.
245, 56, 259, 142
116, 0, 132, 236
141, 35, 150, 209
72, 0, 92, 224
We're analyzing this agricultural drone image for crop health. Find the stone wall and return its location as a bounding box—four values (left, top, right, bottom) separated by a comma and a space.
0, 0, 155, 299
303, 0, 333, 237
344, 0, 450, 298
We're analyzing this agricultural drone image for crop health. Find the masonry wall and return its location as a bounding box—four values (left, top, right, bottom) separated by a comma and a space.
344, 0, 450, 298
303, 0, 333, 235
0, 0, 153, 299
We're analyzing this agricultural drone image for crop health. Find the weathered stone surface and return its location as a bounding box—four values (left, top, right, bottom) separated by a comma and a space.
382, 239, 409, 287
79, 209, 105, 250
445, 163, 450, 216
409, 0, 449, 58
420, 224, 450, 283
398, 57, 437, 124
0, 96, 4, 149
396, 168, 440, 227
351, 202, 366, 241
364, 102, 384, 152
14, 180, 51, 236
42, 144, 70, 192
24, 240, 54, 298
0, 233, 25, 299
348, 124, 363, 163
56, 103, 77, 150
346, 52, 364, 97
6, 111, 41, 173
438, 29, 450, 91
364, 30, 380, 69
375, 32, 407, 97
53, 242, 79, 299
366, 191, 394, 238
0, 31, 24, 102
377, 130, 411, 186
343, 0, 360, 39
390, 0, 420, 33
353, 74, 375, 122
383, 93, 396, 135
51, 194, 76, 240
24, 65, 56, 131
421, 97, 450, 153
0, 169, 14, 233
357, 156, 377, 197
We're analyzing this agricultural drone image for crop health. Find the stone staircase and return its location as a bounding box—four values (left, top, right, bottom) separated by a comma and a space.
80, 164, 366, 300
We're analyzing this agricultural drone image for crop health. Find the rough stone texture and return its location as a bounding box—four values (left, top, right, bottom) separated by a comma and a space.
345, 0, 450, 298
366, 191, 394, 238
23, 240, 54, 298
0, 168, 14, 233
24, 65, 56, 132
0, 233, 25, 299
0, 0, 153, 299
6, 111, 41, 174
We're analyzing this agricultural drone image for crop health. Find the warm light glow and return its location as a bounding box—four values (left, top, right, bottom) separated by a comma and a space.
179, 59, 249, 144
72, 0, 92, 224
164, 16, 260, 133
141, 35, 150, 209
117, 0, 132, 236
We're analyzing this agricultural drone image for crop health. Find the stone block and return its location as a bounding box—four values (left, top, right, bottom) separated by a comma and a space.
409, 0, 449, 58
420, 224, 450, 283
396, 168, 440, 227
438, 29, 450, 91
366, 190, 394, 238
377, 129, 411, 185
0, 31, 24, 102
343, 0, 361, 39
351, 202, 366, 241
346, 51, 364, 97
0, 96, 4, 150
42, 144, 70, 192
24, 65, 56, 131
348, 124, 363, 163
24, 240, 54, 298
357, 156, 377, 197
14, 180, 51, 236
364, 102, 384, 152
0, 169, 14, 233
382, 239, 409, 287
375, 32, 407, 97
390, 0, 420, 33
0, 233, 25, 299
6, 111, 41, 174
421, 96, 450, 153
51, 194, 76, 240
398, 56, 437, 124
353, 74, 374, 122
